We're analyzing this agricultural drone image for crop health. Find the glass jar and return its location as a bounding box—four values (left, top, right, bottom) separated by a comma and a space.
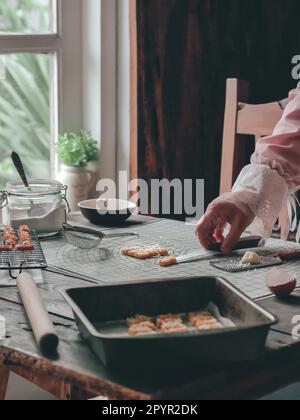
0, 179, 69, 238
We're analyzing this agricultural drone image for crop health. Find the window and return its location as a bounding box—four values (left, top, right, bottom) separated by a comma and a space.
0, 0, 130, 189
0, 52, 53, 184
0, 0, 56, 34
0, 0, 60, 189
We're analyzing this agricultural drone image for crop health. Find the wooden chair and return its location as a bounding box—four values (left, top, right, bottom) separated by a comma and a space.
220, 78, 290, 240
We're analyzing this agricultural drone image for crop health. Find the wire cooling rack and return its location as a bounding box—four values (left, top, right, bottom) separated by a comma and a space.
0, 230, 47, 271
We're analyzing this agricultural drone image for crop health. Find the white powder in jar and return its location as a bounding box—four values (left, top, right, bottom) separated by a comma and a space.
3, 203, 66, 233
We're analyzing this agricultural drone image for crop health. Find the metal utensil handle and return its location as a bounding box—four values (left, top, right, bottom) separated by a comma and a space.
278, 250, 300, 261
209, 236, 263, 252
17, 272, 59, 353
0, 192, 8, 210
62, 224, 139, 239
232, 236, 263, 251
11, 151, 30, 189
103, 232, 139, 239
62, 223, 102, 238
61, 185, 71, 213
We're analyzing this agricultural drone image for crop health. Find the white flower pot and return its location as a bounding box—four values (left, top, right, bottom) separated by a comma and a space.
57, 165, 94, 212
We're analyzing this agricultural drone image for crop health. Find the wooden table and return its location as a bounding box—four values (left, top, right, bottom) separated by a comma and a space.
1, 231, 300, 400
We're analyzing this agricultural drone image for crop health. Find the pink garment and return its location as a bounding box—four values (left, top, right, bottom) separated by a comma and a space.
252, 83, 300, 189
214, 83, 300, 240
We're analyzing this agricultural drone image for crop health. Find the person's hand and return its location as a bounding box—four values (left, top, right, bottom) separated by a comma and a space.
196, 199, 254, 254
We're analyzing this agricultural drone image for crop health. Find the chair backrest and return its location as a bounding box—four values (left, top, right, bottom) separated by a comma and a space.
220, 78, 284, 195
220, 78, 290, 240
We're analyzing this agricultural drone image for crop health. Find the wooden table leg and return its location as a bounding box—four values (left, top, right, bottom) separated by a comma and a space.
0, 365, 9, 400
10, 367, 71, 400
70, 384, 99, 400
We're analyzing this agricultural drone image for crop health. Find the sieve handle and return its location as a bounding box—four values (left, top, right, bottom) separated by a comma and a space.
104, 232, 139, 239
62, 223, 101, 238
62, 223, 139, 240
17, 272, 59, 354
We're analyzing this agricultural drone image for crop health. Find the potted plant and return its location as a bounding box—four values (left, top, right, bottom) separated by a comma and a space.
57, 131, 99, 211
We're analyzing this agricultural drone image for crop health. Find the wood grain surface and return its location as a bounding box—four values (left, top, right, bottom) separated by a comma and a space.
0, 217, 300, 399
0, 266, 299, 400
0, 365, 9, 400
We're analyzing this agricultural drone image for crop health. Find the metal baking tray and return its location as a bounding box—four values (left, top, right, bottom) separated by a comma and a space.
62, 277, 278, 371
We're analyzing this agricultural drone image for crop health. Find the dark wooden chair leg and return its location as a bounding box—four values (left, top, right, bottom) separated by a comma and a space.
0, 365, 9, 400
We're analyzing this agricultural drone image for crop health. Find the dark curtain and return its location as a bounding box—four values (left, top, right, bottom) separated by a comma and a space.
134, 0, 300, 217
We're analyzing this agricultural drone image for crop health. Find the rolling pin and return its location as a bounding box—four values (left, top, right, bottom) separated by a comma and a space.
17, 272, 59, 353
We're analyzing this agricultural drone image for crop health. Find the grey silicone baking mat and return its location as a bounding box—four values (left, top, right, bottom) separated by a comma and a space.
42, 218, 300, 300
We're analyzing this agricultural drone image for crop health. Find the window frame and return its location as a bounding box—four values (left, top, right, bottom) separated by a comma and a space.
0, 0, 61, 178
82, 0, 131, 183
0, 34, 62, 52
0, 0, 81, 178
0, 0, 130, 185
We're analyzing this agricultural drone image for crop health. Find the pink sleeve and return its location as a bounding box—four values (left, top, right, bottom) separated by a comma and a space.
251, 83, 300, 190
212, 83, 300, 240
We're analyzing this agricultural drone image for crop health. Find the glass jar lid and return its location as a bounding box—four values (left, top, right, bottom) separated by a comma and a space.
6, 179, 65, 197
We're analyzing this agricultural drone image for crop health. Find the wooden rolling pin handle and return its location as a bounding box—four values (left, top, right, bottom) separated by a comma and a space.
17, 272, 59, 353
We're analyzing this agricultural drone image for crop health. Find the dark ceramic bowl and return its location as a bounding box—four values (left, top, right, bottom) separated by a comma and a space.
78, 199, 137, 226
